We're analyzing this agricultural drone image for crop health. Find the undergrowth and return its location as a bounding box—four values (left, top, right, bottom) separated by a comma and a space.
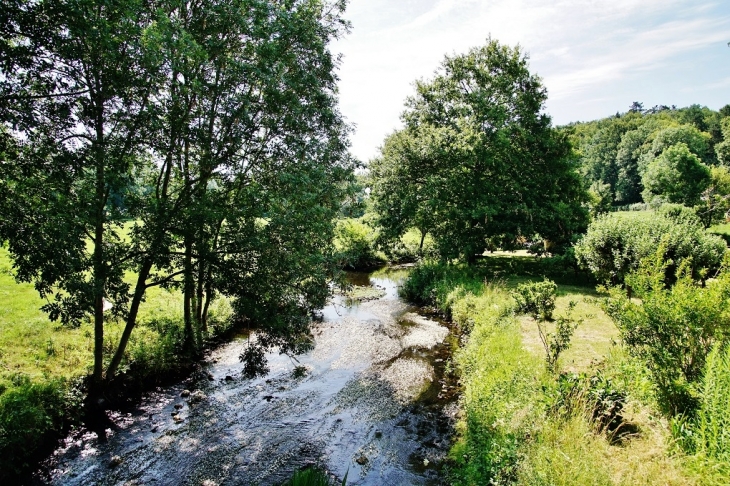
402, 260, 728, 485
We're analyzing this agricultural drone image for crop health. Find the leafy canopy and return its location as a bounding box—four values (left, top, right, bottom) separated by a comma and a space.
370, 39, 587, 262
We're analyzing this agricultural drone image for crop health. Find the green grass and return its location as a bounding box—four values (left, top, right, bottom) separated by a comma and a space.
708, 222, 730, 236
0, 242, 235, 481
0, 245, 197, 388
403, 257, 727, 485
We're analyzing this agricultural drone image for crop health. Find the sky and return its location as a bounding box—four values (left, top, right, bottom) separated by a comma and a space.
329, 0, 730, 163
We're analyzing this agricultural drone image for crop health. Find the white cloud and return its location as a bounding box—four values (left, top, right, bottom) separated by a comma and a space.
331, 0, 730, 161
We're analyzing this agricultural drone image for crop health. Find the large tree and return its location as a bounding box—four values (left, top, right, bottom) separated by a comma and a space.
370, 39, 587, 262
642, 143, 711, 207
0, 0, 353, 387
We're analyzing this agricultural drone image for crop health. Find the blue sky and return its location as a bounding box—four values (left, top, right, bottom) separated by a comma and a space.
330, 0, 730, 162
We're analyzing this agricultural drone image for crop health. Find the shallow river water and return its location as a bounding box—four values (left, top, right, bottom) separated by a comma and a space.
45, 268, 458, 485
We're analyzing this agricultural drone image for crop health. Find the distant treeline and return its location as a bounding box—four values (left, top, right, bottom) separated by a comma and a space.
563, 103, 730, 213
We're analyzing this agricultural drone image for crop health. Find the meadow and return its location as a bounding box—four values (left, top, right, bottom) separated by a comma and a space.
400, 254, 730, 485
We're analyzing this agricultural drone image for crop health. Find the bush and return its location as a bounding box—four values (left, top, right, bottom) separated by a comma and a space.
333, 218, 384, 270
603, 248, 730, 416
575, 210, 726, 286
0, 377, 82, 481
512, 280, 557, 320
512, 281, 580, 372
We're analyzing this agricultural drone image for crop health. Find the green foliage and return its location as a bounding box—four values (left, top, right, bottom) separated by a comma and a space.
574, 210, 726, 285
1, 0, 355, 386
642, 143, 711, 206
281, 467, 347, 486
551, 371, 626, 433
512, 281, 580, 372
370, 39, 588, 263
603, 248, 730, 416
565, 104, 725, 206
692, 343, 730, 462
450, 295, 543, 485
401, 265, 545, 485
0, 378, 82, 481
512, 280, 557, 321
697, 166, 730, 227
715, 118, 730, 165
333, 218, 385, 270
389, 227, 439, 262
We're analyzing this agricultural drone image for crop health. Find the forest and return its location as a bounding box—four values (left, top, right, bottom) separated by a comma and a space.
1, 0, 729, 485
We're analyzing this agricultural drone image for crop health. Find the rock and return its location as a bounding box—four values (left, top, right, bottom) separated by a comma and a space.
173, 415, 184, 423
225, 375, 234, 382
188, 390, 206, 404
355, 455, 368, 465
109, 455, 122, 468
180, 389, 191, 398
174, 403, 183, 410
171, 411, 178, 416
207, 373, 215, 381
423, 458, 430, 467
150, 425, 158, 433
374, 430, 382, 439
262, 395, 274, 402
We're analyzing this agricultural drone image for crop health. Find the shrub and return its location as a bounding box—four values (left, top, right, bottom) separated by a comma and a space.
512, 280, 557, 320
603, 248, 730, 416
0, 377, 82, 481
512, 280, 580, 372
551, 371, 626, 434
333, 218, 384, 270
692, 343, 730, 461
575, 210, 726, 286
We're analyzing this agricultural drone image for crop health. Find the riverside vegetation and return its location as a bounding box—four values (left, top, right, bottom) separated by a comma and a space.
399, 251, 730, 485
2, 6, 730, 484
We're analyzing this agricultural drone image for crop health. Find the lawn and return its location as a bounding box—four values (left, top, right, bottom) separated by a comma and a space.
0, 245, 189, 391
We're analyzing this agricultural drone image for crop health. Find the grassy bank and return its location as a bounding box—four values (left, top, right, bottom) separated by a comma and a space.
0, 246, 234, 481
401, 257, 729, 485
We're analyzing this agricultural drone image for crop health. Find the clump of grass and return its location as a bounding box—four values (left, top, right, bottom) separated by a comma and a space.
281, 467, 347, 486
0, 376, 83, 482
693, 343, 730, 462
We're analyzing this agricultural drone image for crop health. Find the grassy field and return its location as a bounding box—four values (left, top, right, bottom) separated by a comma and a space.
401, 254, 729, 485
0, 246, 196, 392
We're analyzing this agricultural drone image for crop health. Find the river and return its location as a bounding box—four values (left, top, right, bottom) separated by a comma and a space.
44, 268, 458, 485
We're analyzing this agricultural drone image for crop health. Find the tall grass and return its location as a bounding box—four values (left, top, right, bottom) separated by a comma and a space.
281, 467, 347, 486
402, 260, 721, 485
694, 344, 730, 462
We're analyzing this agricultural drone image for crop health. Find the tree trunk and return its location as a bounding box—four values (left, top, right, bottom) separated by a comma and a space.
91, 94, 106, 388
183, 235, 196, 356
105, 259, 153, 381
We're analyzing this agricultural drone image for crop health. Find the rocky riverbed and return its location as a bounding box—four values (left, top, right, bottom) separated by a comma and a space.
44, 269, 458, 485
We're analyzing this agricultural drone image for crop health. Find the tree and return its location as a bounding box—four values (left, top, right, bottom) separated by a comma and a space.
369, 126, 442, 255
370, 39, 588, 263
1, 0, 354, 387
642, 143, 711, 206
715, 117, 730, 165
697, 166, 730, 227
0, 0, 157, 387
